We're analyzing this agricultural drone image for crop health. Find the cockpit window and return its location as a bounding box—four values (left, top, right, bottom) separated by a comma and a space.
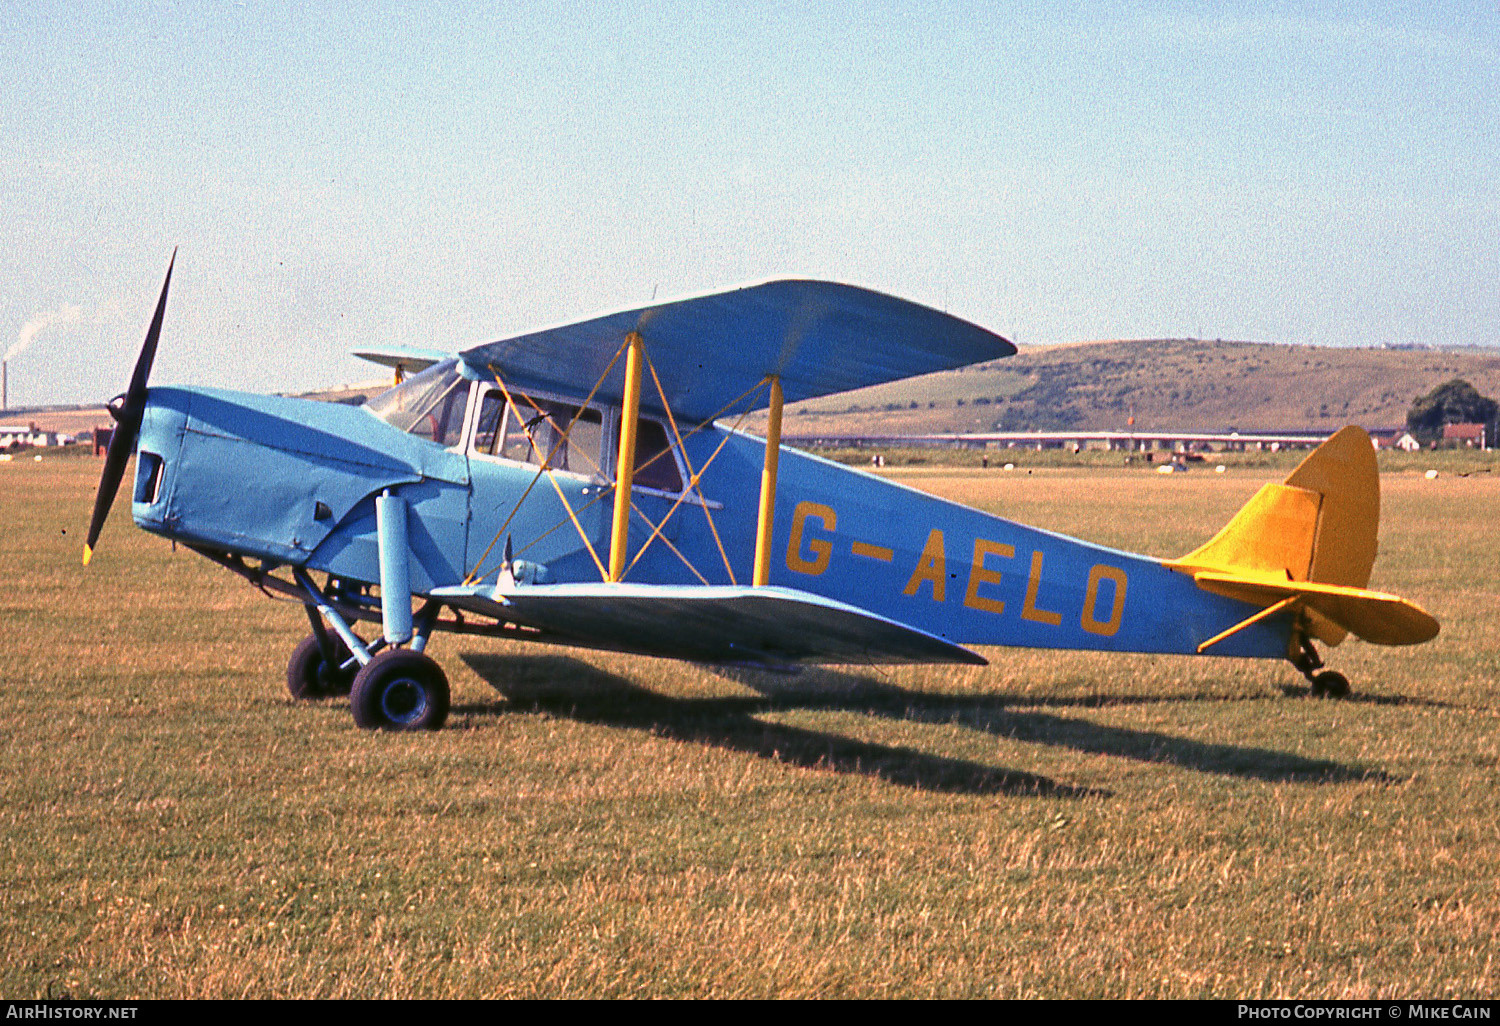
365, 358, 469, 447
633, 419, 683, 493
472, 389, 603, 475
465, 384, 683, 493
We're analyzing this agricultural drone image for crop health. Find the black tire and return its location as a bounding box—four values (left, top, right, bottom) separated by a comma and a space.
287, 633, 356, 699
1310, 670, 1351, 699
350, 649, 449, 731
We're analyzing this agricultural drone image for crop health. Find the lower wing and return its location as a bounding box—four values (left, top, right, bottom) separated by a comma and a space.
430, 582, 987, 667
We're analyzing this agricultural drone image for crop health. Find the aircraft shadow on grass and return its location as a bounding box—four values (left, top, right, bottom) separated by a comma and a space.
740, 667, 1399, 786
461, 653, 1104, 798
461, 654, 1391, 796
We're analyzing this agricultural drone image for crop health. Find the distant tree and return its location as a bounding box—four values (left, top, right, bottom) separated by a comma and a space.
1406, 379, 1498, 443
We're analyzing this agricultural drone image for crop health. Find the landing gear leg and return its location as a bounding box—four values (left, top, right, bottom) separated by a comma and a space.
409, 599, 440, 654
1288, 635, 1352, 699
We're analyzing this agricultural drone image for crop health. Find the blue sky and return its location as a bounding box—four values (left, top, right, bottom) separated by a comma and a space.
2, 2, 1497, 406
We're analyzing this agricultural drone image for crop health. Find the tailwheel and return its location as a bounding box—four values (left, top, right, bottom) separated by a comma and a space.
350, 649, 449, 731
1310, 670, 1351, 700
287, 633, 356, 699
1289, 636, 1353, 699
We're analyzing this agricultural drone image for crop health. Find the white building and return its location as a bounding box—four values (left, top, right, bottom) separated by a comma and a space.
0, 424, 70, 448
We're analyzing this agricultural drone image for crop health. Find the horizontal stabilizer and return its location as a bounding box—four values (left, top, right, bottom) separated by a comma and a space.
430, 582, 988, 667
459, 280, 1015, 423
1188, 571, 1439, 647
352, 346, 451, 375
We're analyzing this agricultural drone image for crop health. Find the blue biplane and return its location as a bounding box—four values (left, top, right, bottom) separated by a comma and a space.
85, 253, 1439, 730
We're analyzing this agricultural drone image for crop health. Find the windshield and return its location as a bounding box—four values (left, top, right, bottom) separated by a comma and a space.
364, 358, 469, 446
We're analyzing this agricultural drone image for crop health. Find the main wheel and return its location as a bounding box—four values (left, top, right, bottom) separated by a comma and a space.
287, 633, 356, 699
1310, 670, 1351, 699
350, 649, 449, 731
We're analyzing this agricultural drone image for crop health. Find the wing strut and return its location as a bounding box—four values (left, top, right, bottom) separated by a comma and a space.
609, 331, 644, 581
473, 331, 789, 589
1195, 594, 1300, 654
752, 375, 784, 587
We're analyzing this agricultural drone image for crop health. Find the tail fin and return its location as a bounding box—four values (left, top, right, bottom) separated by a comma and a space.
1166, 427, 1437, 648
1172, 426, 1379, 589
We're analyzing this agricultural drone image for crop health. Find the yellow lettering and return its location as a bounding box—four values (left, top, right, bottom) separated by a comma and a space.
903, 529, 948, 602
786, 501, 836, 576
1081, 564, 1128, 636
963, 538, 1014, 615
1021, 551, 1063, 626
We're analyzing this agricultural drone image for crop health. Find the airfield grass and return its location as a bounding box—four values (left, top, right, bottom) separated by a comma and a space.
1, 457, 1497, 998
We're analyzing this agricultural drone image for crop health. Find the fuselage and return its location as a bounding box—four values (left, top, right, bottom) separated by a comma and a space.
129, 373, 1292, 661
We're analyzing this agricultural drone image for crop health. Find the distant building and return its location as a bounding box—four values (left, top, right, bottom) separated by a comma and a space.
1369, 428, 1422, 452
784, 428, 1333, 453
1442, 423, 1488, 449
0, 423, 37, 448
0, 423, 71, 448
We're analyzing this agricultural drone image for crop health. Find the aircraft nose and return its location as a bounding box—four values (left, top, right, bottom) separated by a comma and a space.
131, 395, 174, 511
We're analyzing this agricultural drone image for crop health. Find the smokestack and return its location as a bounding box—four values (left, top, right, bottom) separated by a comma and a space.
2, 359, 7, 412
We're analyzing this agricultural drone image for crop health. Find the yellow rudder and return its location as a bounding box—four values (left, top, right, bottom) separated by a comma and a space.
1282, 424, 1380, 589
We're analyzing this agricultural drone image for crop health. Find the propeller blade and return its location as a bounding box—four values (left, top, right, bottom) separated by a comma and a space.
128, 248, 175, 399
84, 249, 176, 565
83, 427, 133, 566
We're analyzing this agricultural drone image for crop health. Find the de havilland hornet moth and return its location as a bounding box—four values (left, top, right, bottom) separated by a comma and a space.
84, 252, 1440, 730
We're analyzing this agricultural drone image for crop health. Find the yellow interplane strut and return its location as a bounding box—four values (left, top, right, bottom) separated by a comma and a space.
465, 358, 621, 583
469, 344, 774, 588
752, 375, 783, 587
609, 332, 644, 582
608, 334, 765, 585
503, 470, 709, 584
498, 370, 762, 588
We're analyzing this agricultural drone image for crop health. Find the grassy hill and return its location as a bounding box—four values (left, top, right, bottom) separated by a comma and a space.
769, 340, 1500, 437
17, 342, 1500, 440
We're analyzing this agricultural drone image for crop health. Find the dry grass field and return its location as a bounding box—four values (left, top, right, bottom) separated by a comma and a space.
2, 452, 1497, 998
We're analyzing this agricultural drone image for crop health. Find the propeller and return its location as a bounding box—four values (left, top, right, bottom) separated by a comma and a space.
84, 249, 176, 566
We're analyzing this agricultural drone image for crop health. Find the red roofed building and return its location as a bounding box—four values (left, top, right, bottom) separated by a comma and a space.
1442, 423, 1487, 449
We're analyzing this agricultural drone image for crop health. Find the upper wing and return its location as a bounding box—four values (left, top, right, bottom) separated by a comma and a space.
458, 280, 1014, 423
429, 582, 988, 667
